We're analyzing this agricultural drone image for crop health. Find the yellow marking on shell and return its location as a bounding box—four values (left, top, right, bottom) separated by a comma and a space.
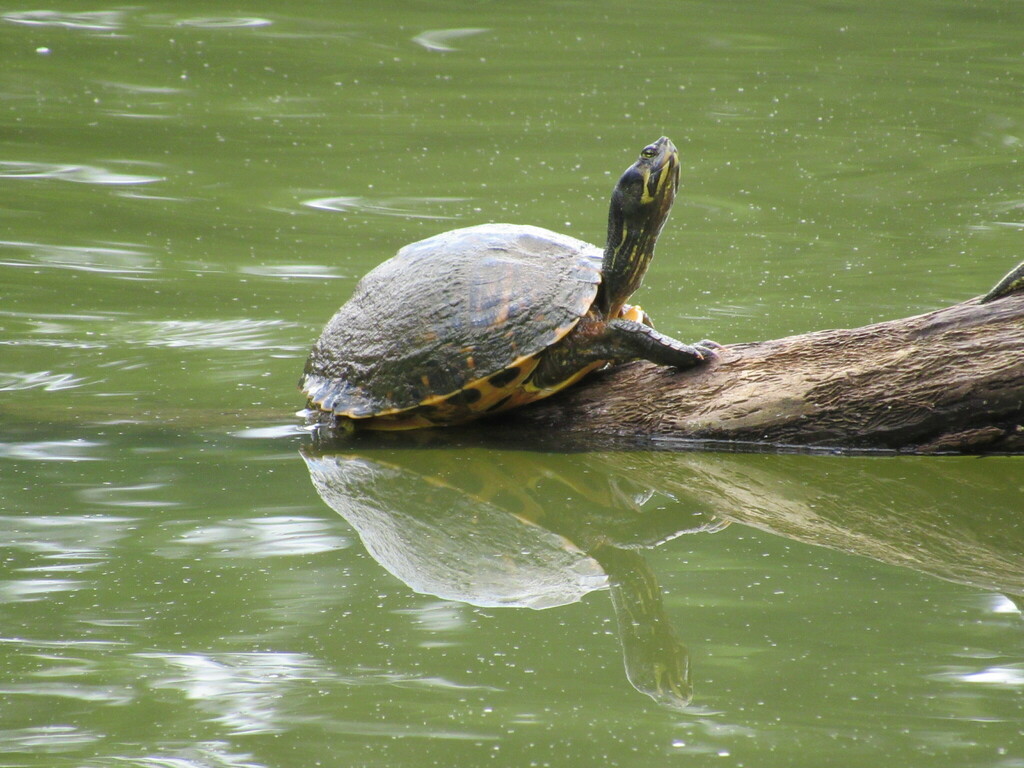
336, 348, 606, 430
345, 353, 540, 430
327, 310, 594, 429
503, 297, 658, 404
420, 374, 431, 388
519, 359, 606, 398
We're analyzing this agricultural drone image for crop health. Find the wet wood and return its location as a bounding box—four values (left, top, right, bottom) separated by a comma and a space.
513, 292, 1024, 454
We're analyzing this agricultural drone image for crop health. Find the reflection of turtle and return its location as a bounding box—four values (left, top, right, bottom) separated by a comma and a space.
300, 442, 727, 710
301, 137, 717, 429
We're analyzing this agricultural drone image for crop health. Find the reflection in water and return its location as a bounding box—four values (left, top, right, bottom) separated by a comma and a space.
301, 439, 728, 711
644, 453, 1024, 601
302, 430, 1024, 713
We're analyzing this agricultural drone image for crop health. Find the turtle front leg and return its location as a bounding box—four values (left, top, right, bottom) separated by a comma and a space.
530, 318, 718, 390
606, 319, 719, 370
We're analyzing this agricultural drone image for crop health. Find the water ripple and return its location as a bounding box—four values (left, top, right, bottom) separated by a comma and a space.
0, 370, 88, 392
2, 10, 123, 30
137, 651, 329, 735
395, 601, 467, 633
0, 579, 85, 602
325, 720, 498, 741
131, 319, 301, 351
0, 682, 134, 704
102, 111, 173, 121
163, 517, 350, 559
175, 16, 273, 29
302, 195, 468, 220
0, 514, 130, 588
934, 665, 1024, 687
0, 239, 156, 275
78, 483, 180, 509
232, 424, 308, 440
0, 161, 162, 185
0, 439, 104, 462
238, 264, 346, 279
0, 725, 101, 753
17, 562, 104, 575
99, 81, 184, 95
0, 313, 303, 353
0, 636, 128, 651
109, 741, 267, 768
411, 28, 489, 52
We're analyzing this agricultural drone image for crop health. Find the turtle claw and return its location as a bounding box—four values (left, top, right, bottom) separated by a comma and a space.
693, 339, 722, 362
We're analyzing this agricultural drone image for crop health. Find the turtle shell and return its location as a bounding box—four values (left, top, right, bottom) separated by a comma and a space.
301, 223, 604, 425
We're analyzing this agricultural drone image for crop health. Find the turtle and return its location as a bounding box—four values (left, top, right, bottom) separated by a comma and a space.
301, 136, 718, 429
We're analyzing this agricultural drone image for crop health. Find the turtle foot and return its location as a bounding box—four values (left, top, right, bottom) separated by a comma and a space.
692, 339, 722, 361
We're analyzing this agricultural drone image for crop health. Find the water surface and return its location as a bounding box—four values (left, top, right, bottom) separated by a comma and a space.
2, 1, 1022, 766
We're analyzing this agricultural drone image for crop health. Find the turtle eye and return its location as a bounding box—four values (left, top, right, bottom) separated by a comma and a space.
640, 145, 658, 159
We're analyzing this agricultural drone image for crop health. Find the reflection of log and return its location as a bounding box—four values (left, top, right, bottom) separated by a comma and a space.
514, 293, 1024, 454
611, 451, 1024, 599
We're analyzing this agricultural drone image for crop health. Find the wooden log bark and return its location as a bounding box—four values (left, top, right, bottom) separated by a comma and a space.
511, 291, 1024, 454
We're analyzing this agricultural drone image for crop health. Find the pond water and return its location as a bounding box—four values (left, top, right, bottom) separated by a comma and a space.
2, 1, 1022, 766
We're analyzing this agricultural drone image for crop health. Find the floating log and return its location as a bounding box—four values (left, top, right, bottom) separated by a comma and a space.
511, 290, 1024, 454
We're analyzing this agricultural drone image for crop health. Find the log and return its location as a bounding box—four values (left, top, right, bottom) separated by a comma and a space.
509, 290, 1024, 454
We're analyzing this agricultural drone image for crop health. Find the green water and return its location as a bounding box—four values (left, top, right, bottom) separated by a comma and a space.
2, 1, 1022, 766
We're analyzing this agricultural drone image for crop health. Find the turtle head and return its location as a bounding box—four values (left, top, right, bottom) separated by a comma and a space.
601, 137, 680, 316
